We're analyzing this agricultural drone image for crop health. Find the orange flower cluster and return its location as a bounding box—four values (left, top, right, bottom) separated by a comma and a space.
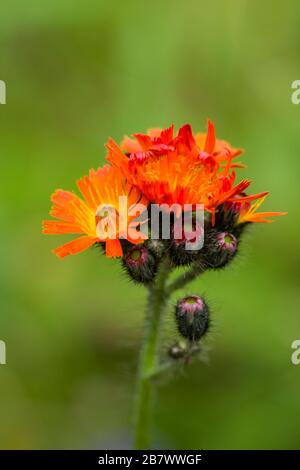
43, 121, 286, 258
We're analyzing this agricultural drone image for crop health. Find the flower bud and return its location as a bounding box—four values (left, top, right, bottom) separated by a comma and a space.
122, 244, 157, 284
200, 229, 238, 269
144, 239, 166, 260
175, 295, 210, 342
169, 240, 198, 266
169, 219, 203, 266
215, 201, 250, 238
215, 202, 240, 231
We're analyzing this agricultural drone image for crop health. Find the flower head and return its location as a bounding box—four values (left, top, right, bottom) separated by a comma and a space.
106, 121, 286, 225
42, 165, 148, 258
43, 121, 287, 262
107, 121, 246, 219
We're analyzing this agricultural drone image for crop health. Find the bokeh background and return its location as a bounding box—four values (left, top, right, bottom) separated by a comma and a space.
0, 0, 299, 449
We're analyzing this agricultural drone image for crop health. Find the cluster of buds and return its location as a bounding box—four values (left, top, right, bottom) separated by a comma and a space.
121, 199, 242, 280
121, 202, 242, 356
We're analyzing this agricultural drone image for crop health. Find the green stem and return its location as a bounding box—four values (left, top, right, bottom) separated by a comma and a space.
134, 258, 170, 450
144, 361, 174, 380
134, 260, 204, 448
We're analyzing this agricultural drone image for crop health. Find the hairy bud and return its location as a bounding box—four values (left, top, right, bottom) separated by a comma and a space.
215, 202, 239, 231
200, 229, 238, 269
169, 219, 203, 266
175, 295, 210, 342
122, 244, 157, 284
215, 201, 250, 238
144, 239, 166, 260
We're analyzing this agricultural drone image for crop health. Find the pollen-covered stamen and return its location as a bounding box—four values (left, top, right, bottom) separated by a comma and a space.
175, 295, 210, 342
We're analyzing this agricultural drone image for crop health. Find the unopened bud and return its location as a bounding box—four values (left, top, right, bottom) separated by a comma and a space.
200, 229, 238, 269
144, 239, 166, 260
215, 200, 250, 237
169, 219, 203, 266
122, 244, 157, 284
175, 295, 210, 342
215, 202, 240, 230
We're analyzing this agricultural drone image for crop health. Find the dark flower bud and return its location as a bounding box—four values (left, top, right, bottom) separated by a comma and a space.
175, 295, 210, 342
215, 202, 240, 231
122, 244, 157, 284
144, 238, 166, 260
169, 240, 198, 266
169, 218, 204, 266
200, 229, 238, 269
215, 200, 250, 238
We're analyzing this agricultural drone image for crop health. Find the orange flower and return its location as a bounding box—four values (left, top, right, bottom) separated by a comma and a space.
107, 121, 246, 218
42, 165, 148, 258
236, 194, 287, 224
106, 121, 286, 225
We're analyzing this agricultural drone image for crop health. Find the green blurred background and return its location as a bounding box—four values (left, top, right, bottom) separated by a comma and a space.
0, 0, 299, 449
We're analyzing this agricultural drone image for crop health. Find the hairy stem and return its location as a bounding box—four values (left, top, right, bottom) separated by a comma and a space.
134, 258, 170, 450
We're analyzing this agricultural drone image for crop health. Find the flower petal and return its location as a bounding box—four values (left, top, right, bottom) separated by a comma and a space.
53, 236, 98, 258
